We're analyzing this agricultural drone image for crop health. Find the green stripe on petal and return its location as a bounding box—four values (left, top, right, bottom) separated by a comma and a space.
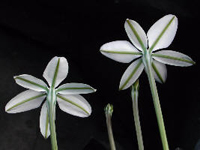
125, 19, 147, 51
57, 94, 91, 117
56, 83, 96, 95
101, 50, 142, 55
148, 15, 178, 52
45, 111, 49, 138
51, 58, 60, 88
152, 50, 195, 66
40, 102, 50, 139
43, 56, 69, 88
119, 59, 144, 90
6, 90, 46, 113
14, 75, 48, 92
100, 41, 142, 63
152, 61, 167, 83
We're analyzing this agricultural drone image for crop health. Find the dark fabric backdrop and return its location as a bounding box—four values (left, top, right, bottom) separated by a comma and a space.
0, 0, 199, 150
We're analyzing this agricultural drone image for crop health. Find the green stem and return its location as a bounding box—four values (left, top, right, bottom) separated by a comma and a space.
143, 51, 169, 150
47, 88, 58, 150
131, 81, 144, 150
105, 104, 116, 150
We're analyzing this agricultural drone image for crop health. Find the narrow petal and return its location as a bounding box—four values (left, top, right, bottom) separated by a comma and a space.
43, 56, 68, 88
152, 50, 195, 67
148, 14, 178, 52
124, 19, 147, 51
40, 102, 50, 139
100, 40, 142, 63
57, 94, 91, 118
57, 83, 96, 95
152, 60, 167, 83
5, 90, 46, 113
119, 59, 144, 90
14, 74, 48, 92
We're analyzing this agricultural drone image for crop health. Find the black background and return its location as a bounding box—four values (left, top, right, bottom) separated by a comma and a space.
0, 0, 199, 150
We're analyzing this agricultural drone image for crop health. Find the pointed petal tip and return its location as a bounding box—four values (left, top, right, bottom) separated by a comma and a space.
5, 103, 13, 113
5, 107, 9, 113
164, 14, 177, 20
88, 87, 97, 93
119, 86, 125, 91
169, 14, 177, 17
119, 88, 122, 91
160, 80, 166, 84
5, 107, 15, 114
192, 60, 196, 65
82, 111, 92, 118
5, 104, 12, 113
99, 48, 106, 53
13, 74, 25, 79
13, 75, 20, 80
41, 133, 50, 139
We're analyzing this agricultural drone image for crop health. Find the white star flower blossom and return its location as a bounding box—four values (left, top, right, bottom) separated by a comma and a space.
5, 56, 96, 145
100, 14, 195, 150
100, 14, 195, 90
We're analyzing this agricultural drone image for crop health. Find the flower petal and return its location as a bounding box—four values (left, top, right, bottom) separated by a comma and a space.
57, 83, 96, 95
119, 59, 144, 90
14, 74, 48, 92
152, 50, 195, 67
100, 40, 142, 63
57, 94, 91, 118
5, 90, 46, 113
148, 14, 178, 52
152, 60, 167, 83
40, 102, 50, 139
124, 19, 147, 51
43, 56, 68, 88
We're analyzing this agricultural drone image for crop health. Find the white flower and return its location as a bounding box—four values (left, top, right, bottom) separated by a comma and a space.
100, 14, 195, 90
5, 56, 96, 139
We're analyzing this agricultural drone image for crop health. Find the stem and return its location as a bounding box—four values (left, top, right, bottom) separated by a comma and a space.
105, 104, 116, 150
143, 51, 169, 150
47, 88, 58, 150
131, 81, 144, 150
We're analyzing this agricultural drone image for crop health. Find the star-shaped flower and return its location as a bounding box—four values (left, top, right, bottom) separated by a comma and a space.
5, 56, 96, 139
100, 14, 195, 90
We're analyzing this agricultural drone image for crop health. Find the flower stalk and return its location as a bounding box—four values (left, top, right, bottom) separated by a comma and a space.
47, 88, 58, 150
48, 104, 58, 150
131, 80, 144, 150
143, 51, 169, 150
105, 104, 116, 150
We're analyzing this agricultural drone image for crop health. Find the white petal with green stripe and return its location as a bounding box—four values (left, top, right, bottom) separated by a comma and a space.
100, 40, 142, 63
148, 14, 178, 52
125, 19, 147, 51
57, 94, 91, 117
153, 50, 195, 67
40, 102, 50, 139
152, 60, 167, 83
5, 90, 46, 113
57, 83, 96, 95
43, 56, 68, 88
14, 74, 48, 92
119, 58, 144, 90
